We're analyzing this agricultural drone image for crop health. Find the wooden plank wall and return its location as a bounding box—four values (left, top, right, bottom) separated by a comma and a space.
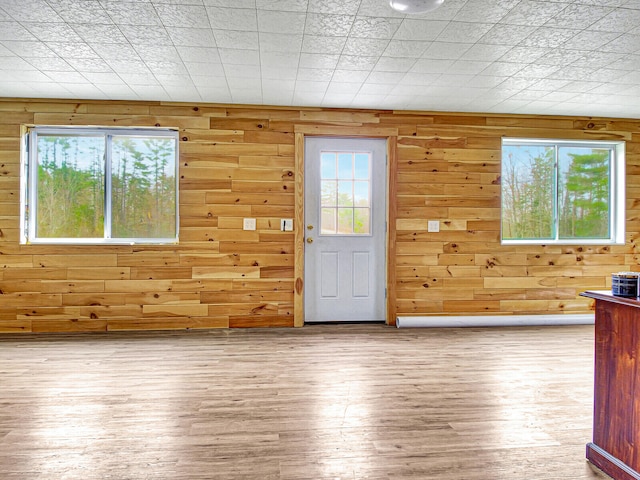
0, 98, 638, 333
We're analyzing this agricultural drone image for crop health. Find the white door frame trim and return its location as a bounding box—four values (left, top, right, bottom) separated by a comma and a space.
293, 127, 399, 326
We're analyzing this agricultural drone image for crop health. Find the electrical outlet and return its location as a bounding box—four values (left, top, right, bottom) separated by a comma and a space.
428, 220, 440, 233
243, 218, 256, 231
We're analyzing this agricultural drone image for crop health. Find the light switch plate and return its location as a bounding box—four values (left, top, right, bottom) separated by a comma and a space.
281, 219, 293, 231
243, 218, 256, 231
428, 220, 440, 233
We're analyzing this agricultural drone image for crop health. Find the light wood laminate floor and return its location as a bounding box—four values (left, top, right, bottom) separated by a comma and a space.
0, 324, 609, 480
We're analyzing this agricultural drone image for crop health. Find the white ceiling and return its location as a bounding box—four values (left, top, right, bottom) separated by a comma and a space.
2, 0, 640, 118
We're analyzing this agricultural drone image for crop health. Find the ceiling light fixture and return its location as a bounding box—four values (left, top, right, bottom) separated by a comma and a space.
389, 0, 444, 14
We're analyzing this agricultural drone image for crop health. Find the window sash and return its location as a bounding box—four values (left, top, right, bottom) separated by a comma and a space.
22, 126, 179, 245
501, 138, 625, 245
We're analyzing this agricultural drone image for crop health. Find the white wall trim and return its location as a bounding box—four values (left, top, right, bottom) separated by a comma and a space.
396, 313, 594, 328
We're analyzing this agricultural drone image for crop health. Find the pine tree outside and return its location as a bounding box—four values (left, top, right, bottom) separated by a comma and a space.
23, 127, 178, 244
501, 138, 625, 245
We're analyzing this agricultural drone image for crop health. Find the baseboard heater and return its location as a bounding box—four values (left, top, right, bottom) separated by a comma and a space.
396, 313, 595, 328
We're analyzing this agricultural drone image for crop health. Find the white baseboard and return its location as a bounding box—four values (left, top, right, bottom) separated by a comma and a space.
396, 313, 594, 328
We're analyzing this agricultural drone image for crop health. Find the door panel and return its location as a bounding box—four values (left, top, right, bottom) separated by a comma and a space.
304, 137, 386, 322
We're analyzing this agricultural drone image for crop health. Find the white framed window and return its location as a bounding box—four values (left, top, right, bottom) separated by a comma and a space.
21, 126, 179, 245
320, 150, 372, 235
501, 138, 625, 245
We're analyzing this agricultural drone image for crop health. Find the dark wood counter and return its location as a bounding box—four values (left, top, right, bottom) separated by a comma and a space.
581, 290, 640, 480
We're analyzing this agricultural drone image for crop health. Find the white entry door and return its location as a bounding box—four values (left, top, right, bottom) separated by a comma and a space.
304, 137, 387, 323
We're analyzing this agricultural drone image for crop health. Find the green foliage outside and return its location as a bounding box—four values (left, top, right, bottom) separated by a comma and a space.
35, 134, 176, 240
502, 144, 610, 241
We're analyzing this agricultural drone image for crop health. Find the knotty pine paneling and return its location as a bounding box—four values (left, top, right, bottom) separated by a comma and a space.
0, 98, 639, 332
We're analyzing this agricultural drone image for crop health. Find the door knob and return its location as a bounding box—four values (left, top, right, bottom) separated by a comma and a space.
306, 237, 313, 244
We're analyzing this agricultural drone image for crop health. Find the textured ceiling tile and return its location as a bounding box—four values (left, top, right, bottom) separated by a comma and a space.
356, 0, 405, 18
257, 10, 305, 33
191, 75, 228, 88
499, 46, 550, 63
23, 23, 84, 42
586, 67, 630, 82
82, 72, 126, 84
410, 58, 454, 74
481, 61, 526, 76
393, 19, 447, 41
262, 33, 304, 52
0, 57, 35, 71
208, 7, 257, 30
519, 27, 580, 48
0, 21, 37, 41
301, 35, 346, 54
461, 44, 512, 62
177, 46, 221, 63
590, 7, 640, 33
1, 0, 64, 22
204, 0, 256, 8
304, 13, 354, 37
107, 60, 152, 75
332, 69, 370, 82
72, 24, 128, 44
261, 66, 297, 79
447, 60, 493, 75
479, 23, 537, 46
600, 33, 640, 54
120, 73, 160, 85
350, 17, 403, 39
136, 45, 182, 63
422, 42, 471, 60
308, 0, 360, 15
119, 25, 174, 45
558, 80, 602, 93
155, 74, 194, 87
65, 57, 114, 73
155, 4, 210, 28
2, 40, 55, 57
607, 54, 640, 70
327, 81, 362, 95
214, 30, 259, 49
337, 55, 377, 71
553, 65, 601, 81
185, 62, 225, 75
218, 48, 260, 65
543, 4, 613, 29
44, 70, 87, 83
46, 42, 101, 59
382, 40, 430, 58
528, 78, 571, 91
531, 49, 583, 67
431, 74, 475, 87
401, 72, 441, 85
255, 0, 307, 12
466, 75, 505, 88
145, 61, 188, 78
499, 1, 569, 27
299, 53, 339, 69
453, 0, 519, 23
259, 51, 299, 69
166, 27, 216, 47
342, 37, 389, 57
296, 68, 333, 81
373, 56, 416, 72
561, 30, 621, 51
436, 21, 494, 43
91, 43, 140, 61
513, 63, 561, 78
101, 1, 163, 25
50, 0, 113, 24
26, 56, 74, 71
224, 63, 261, 77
